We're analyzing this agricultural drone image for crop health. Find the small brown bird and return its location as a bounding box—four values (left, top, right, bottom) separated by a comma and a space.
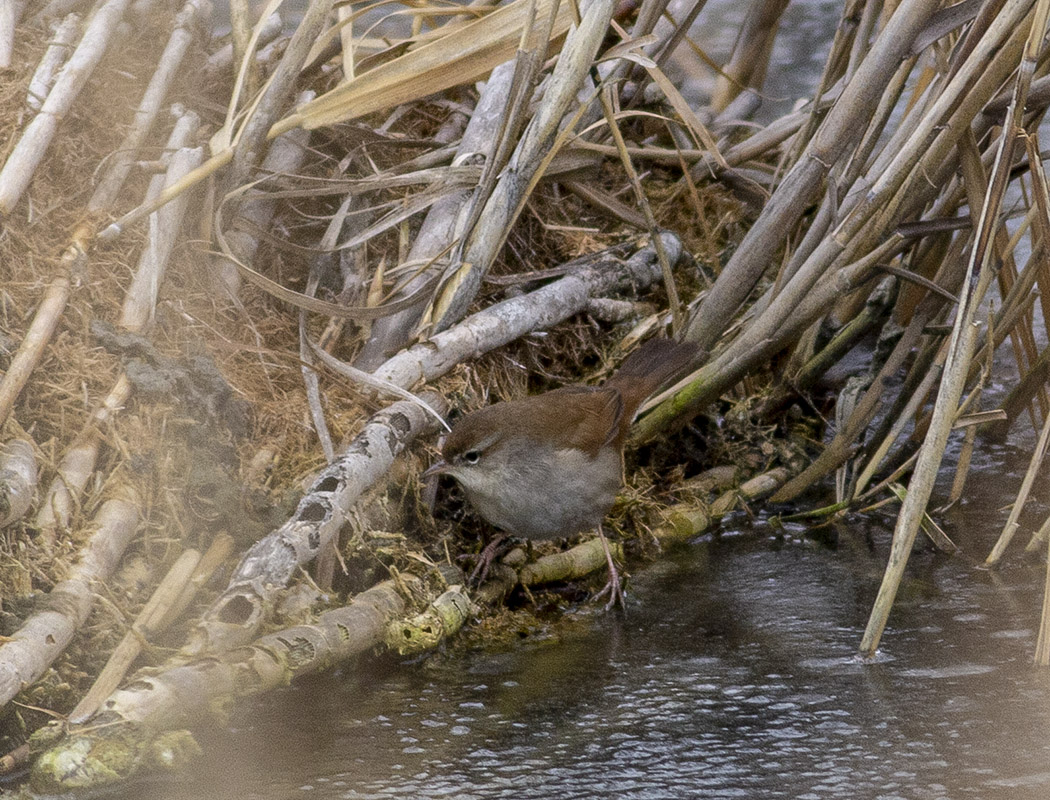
425, 337, 695, 608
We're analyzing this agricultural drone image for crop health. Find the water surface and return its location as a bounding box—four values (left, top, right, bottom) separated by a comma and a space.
115, 464, 1050, 800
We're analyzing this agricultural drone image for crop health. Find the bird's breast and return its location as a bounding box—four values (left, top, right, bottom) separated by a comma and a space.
464, 446, 622, 540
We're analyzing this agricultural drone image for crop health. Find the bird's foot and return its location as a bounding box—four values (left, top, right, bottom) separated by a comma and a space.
592, 570, 627, 611
593, 526, 627, 611
465, 534, 508, 586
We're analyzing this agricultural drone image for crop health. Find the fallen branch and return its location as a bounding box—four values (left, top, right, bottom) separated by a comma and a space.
183, 393, 446, 656
30, 575, 425, 792
373, 232, 680, 389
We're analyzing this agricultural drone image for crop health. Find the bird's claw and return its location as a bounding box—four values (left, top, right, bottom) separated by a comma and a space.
592, 570, 627, 611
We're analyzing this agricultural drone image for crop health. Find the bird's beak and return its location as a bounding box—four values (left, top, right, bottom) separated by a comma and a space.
423, 460, 450, 479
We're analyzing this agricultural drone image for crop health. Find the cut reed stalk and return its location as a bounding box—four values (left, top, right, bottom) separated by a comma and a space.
25, 13, 81, 112
0, 438, 37, 527
0, 492, 140, 708
0, 0, 130, 213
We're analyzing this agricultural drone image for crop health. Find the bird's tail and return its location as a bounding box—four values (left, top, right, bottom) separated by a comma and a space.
608, 337, 698, 415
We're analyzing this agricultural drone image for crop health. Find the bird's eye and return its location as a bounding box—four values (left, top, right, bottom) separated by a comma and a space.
463, 450, 481, 465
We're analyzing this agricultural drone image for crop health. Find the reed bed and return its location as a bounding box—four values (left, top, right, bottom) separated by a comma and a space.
0, 0, 1048, 789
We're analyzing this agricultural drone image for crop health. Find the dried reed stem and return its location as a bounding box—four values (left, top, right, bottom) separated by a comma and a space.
710, 0, 789, 111
0, 267, 74, 428
67, 533, 234, 723
35, 113, 201, 537
0, 0, 24, 69
859, 0, 1049, 656
68, 548, 203, 723
1036, 548, 1050, 666
212, 90, 314, 298
986, 402, 1050, 564
0, 0, 130, 213
224, 0, 332, 193
26, 13, 80, 112
686, 0, 942, 352
0, 438, 37, 527
355, 59, 516, 367
0, 492, 140, 708
428, 0, 617, 330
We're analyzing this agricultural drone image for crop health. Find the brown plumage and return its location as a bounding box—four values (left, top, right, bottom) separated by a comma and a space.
429, 337, 696, 541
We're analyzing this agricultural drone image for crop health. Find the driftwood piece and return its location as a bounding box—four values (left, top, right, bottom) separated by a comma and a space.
68, 549, 201, 723
31, 577, 420, 792
653, 504, 714, 547
0, 437, 37, 527
0, 261, 75, 430
711, 468, 793, 516
0, 493, 140, 708
183, 394, 446, 656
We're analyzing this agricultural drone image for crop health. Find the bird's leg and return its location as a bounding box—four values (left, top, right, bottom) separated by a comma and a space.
592, 524, 627, 611
467, 534, 508, 586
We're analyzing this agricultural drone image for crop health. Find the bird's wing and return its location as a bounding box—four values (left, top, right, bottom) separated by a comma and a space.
534, 385, 625, 455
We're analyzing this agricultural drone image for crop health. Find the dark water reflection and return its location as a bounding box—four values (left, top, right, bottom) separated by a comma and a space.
115, 453, 1050, 800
